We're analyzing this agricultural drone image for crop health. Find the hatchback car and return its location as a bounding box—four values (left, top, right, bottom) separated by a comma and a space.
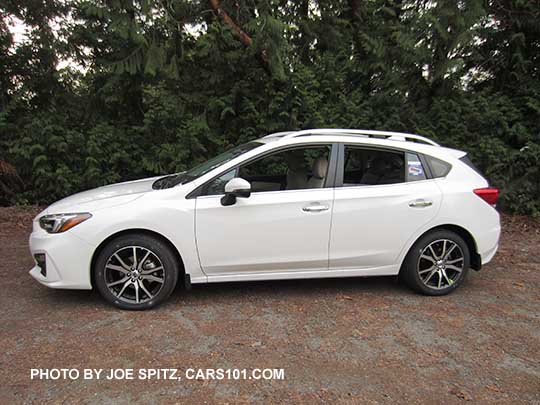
29, 129, 500, 310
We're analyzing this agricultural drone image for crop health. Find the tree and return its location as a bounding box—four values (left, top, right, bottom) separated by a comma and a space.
1, 0, 539, 213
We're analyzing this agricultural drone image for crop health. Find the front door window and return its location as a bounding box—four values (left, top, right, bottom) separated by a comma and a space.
202, 145, 331, 195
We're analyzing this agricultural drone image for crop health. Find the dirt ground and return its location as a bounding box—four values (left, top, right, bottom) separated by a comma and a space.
1, 207, 539, 404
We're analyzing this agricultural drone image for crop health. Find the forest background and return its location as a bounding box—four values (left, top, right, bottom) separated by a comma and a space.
1, 0, 539, 214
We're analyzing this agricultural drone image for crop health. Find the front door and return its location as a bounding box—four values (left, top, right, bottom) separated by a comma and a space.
195, 144, 336, 278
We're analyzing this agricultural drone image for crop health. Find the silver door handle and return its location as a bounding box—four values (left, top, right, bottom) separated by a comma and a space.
302, 205, 329, 212
409, 199, 433, 208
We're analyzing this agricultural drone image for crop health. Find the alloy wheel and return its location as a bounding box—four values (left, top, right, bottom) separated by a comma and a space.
104, 246, 165, 304
417, 239, 464, 290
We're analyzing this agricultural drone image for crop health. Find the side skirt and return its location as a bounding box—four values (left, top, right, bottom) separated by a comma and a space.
192, 265, 399, 284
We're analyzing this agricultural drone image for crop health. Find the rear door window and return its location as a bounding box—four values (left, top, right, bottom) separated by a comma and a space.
342, 147, 405, 186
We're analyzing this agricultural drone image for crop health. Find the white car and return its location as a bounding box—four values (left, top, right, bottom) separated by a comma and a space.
29, 129, 501, 310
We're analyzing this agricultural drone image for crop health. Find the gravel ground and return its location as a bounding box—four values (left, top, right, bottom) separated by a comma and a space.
1, 207, 539, 404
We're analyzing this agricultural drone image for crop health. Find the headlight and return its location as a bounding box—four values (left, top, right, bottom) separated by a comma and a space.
39, 213, 92, 233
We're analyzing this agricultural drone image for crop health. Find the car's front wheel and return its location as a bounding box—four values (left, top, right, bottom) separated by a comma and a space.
401, 230, 470, 295
94, 234, 179, 310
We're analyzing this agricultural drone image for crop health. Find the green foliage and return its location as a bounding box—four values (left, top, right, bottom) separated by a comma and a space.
1, 0, 540, 214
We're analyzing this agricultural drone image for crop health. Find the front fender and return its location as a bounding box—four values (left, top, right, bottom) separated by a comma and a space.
70, 198, 206, 283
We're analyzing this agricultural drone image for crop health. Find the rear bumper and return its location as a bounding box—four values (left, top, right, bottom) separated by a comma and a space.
478, 219, 501, 267
29, 228, 94, 290
481, 243, 499, 266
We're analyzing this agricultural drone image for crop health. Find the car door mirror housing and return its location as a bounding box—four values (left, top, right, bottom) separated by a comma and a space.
221, 178, 251, 206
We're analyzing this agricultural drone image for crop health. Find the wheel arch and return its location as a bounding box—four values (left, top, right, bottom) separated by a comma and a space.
403, 224, 481, 271
90, 228, 186, 289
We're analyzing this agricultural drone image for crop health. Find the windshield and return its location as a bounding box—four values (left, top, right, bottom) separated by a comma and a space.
185, 141, 263, 178
153, 141, 263, 190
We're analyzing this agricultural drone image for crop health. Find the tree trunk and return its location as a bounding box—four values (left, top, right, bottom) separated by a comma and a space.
208, 0, 271, 74
208, 0, 253, 47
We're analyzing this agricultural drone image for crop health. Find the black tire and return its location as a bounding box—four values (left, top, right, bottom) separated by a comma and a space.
94, 234, 179, 310
400, 229, 470, 296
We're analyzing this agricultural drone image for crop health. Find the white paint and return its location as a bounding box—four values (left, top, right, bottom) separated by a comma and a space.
29, 131, 500, 295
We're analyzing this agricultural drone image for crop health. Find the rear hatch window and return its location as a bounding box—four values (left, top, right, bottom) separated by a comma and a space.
459, 155, 483, 176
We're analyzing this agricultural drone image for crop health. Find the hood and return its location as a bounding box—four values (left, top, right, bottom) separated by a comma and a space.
45, 176, 161, 214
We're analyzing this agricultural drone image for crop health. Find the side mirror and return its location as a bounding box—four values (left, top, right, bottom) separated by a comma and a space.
221, 178, 251, 206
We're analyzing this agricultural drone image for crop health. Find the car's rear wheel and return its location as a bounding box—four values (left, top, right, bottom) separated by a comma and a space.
94, 234, 179, 310
401, 230, 470, 295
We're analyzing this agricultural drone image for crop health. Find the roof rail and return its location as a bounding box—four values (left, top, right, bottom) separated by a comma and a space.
263, 131, 295, 139
264, 128, 439, 146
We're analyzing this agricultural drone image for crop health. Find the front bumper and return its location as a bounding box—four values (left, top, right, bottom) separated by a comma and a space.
29, 227, 95, 290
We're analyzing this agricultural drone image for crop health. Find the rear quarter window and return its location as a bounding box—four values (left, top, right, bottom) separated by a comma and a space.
426, 155, 452, 178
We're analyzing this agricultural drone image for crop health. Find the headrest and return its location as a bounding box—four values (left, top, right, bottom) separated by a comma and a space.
312, 157, 328, 179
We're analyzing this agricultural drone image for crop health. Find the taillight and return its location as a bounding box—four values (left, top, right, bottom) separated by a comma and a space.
474, 187, 499, 206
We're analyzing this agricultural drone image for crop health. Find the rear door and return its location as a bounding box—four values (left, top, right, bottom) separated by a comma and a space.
329, 145, 442, 272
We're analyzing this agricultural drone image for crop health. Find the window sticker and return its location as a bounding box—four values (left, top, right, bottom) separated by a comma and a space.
408, 160, 424, 176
